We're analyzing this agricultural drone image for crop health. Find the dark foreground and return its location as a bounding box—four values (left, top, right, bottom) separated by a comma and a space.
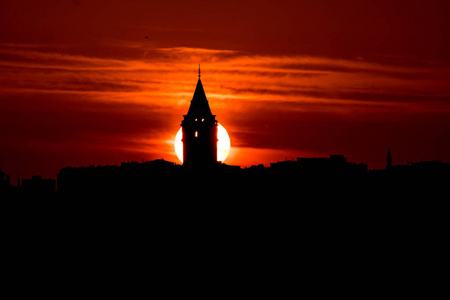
2, 165, 446, 299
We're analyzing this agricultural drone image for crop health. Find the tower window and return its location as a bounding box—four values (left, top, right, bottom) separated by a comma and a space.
201, 118, 204, 122
195, 118, 198, 121
195, 131, 198, 137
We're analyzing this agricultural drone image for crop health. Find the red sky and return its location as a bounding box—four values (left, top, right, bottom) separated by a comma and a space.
1, 0, 449, 181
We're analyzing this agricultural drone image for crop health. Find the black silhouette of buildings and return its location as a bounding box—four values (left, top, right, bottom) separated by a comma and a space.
1, 169, 10, 187
371, 159, 450, 181
57, 159, 179, 195
55, 155, 371, 196
21, 176, 56, 195
269, 155, 368, 179
2, 154, 449, 198
386, 147, 392, 169
1, 68, 449, 198
1, 171, 56, 196
366, 147, 449, 199
1, 169, 14, 195
181, 66, 218, 167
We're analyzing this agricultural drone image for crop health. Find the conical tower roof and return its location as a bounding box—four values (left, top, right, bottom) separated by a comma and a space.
186, 67, 213, 117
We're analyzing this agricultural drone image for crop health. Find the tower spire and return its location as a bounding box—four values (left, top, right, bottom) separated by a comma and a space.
386, 146, 392, 169
181, 67, 218, 167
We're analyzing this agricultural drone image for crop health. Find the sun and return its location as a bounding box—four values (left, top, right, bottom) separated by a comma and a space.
174, 123, 231, 163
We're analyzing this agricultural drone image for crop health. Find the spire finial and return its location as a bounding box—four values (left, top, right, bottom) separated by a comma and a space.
198, 64, 201, 78
386, 146, 392, 169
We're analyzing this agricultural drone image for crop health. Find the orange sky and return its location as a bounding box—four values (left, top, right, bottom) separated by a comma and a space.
1, 0, 450, 180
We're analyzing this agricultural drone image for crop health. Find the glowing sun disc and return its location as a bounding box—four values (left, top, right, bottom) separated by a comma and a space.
174, 124, 230, 163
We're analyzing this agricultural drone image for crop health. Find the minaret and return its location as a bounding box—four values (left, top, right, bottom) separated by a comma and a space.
181, 66, 218, 167
386, 146, 392, 169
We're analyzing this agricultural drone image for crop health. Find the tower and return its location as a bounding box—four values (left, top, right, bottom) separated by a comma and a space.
181, 66, 218, 167
386, 146, 392, 169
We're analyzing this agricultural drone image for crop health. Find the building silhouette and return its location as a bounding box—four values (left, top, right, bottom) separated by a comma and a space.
386, 146, 392, 169
54, 155, 370, 197
1, 169, 10, 187
181, 66, 218, 167
2, 153, 448, 199
21, 176, 56, 195
270, 155, 368, 179
57, 159, 180, 196
0, 171, 56, 197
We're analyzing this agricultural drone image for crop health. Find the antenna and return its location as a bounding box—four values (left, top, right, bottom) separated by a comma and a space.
198, 64, 201, 78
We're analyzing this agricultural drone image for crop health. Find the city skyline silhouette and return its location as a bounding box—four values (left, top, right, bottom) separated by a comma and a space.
2, 7, 449, 299
1, 73, 449, 197
1, 1, 450, 190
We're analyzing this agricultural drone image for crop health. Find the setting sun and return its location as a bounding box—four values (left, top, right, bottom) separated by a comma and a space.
175, 124, 230, 163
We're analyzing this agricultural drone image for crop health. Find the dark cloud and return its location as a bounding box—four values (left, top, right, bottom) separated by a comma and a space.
222, 85, 450, 104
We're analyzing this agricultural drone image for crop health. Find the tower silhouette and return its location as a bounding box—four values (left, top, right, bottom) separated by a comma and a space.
181, 66, 218, 167
386, 146, 392, 169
